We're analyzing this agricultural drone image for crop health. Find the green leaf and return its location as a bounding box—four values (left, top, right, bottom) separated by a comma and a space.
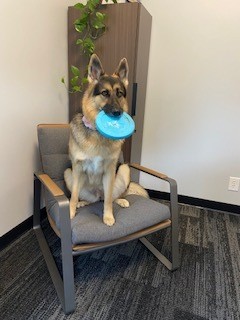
70, 76, 79, 86
61, 77, 65, 84
83, 37, 93, 46
81, 77, 88, 85
76, 38, 83, 45
75, 23, 86, 33
96, 12, 105, 22
72, 85, 81, 92
74, 3, 85, 10
112, 0, 118, 3
87, 0, 99, 12
71, 65, 80, 76
88, 3, 94, 12
74, 12, 89, 33
91, 0, 101, 7
82, 38, 95, 54
93, 22, 105, 29
74, 18, 83, 25
79, 12, 89, 22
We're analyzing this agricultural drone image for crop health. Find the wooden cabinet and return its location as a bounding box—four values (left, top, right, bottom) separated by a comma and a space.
68, 3, 152, 165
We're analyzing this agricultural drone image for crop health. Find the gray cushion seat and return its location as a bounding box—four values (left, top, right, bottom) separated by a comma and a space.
38, 125, 170, 246
47, 186, 170, 245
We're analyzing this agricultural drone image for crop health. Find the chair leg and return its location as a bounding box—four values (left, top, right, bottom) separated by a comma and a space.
140, 184, 180, 271
169, 179, 180, 271
58, 196, 76, 314
140, 178, 179, 271
140, 224, 179, 271
170, 216, 180, 271
33, 176, 76, 314
140, 237, 173, 270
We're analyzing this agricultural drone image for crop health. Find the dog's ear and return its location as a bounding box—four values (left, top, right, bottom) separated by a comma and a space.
114, 58, 129, 88
88, 54, 104, 83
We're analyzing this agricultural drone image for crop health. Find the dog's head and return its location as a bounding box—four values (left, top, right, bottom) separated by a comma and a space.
82, 54, 129, 125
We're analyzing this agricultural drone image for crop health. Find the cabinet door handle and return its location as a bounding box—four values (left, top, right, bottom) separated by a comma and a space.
131, 82, 138, 116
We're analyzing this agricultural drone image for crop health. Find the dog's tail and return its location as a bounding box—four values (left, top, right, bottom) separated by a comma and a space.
113, 164, 149, 200
125, 181, 149, 198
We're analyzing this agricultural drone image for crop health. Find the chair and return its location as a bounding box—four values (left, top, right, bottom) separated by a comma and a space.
33, 124, 179, 314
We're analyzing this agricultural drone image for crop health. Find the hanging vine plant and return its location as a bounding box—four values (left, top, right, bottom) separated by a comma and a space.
62, 0, 118, 93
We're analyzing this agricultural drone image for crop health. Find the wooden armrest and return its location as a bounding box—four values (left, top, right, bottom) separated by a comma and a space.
35, 173, 65, 197
129, 163, 168, 180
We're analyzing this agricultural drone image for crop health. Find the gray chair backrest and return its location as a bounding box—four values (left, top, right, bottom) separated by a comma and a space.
37, 124, 71, 180
37, 124, 72, 212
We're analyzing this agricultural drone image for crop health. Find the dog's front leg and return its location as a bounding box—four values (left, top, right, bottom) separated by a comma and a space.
103, 165, 115, 226
70, 162, 84, 219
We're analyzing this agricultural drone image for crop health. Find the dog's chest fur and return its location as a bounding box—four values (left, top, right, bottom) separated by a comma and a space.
82, 156, 104, 185
82, 156, 103, 174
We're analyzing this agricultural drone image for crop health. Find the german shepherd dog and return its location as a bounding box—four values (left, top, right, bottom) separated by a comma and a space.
64, 54, 148, 226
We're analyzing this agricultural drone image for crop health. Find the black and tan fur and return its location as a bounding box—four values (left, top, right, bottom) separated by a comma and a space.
64, 54, 148, 226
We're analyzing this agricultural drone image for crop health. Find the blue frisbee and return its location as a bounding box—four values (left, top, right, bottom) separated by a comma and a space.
96, 111, 135, 140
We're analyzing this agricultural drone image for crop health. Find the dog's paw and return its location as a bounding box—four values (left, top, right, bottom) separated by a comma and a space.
115, 198, 129, 208
77, 200, 90, 208
103, 215, 115, 227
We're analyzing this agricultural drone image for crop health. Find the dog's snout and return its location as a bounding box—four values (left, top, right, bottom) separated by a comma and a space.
112, 110, 122, 117
103, 105, 122, 117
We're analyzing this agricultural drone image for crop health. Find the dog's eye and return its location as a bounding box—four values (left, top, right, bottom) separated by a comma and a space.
101, 90, 109, 97
116, 90, 124, 98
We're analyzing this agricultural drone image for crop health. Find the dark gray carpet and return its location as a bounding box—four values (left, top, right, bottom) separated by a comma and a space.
1, 204, 240, 319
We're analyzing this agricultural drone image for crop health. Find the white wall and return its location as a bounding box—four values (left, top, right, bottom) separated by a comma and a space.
0, 0, 76, 236
140, 0, 240, 206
